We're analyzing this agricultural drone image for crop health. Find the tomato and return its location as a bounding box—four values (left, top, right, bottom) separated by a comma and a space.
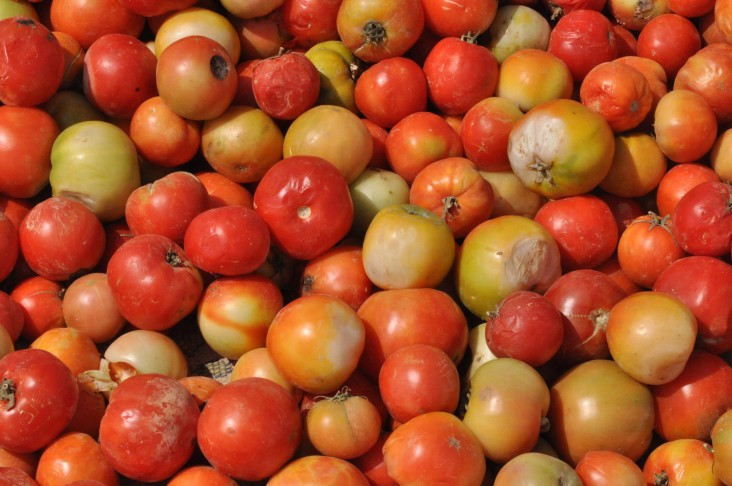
356, 287, 469, 380
423, 36, 498, 116
0, 291, 23, 343
269, 455, 370, 485
460, 97, 524, 172
456, 215, 562, 320
608, 0, 670, 31
494, 452, 582, 485
99, 373, 199, 482
0, 467, 39, 485
656, 163, 719, 217
233, 12, 292, 60
282, 0, 342, 47
221, 0, 284, 18
116, 0, 198, 17
385, 111, 463, 183
153, 7, 241, 63
613, 55, 668, 120
50, 0, 144, 49
636, 13, 701, 80
542, 0, 606, 18
575, 450, 646, 486
168, 465, 237, 486
19, 197, 106, 282
106, 234, 204, 332
654, 256, 732, 354
422, 0, 497, 38
674, 43, 732, 124
711, 409, 732, 485
103, 329, 188, 378
672, 181, 732, 257
479, 170, 545, 219
355, 56, 427, 128
0, 16, 64, 107
362, 204, 455, 290
643, 438, 720, 486
0, 349, 79, 454
463, 358, 550, 463
654, 89, 718, 164
336, 0, 424, 63
507, 99, 615, 200
35, 432, 118, 486
304, 388, 382, 459
0, 213, 18, 284
30, 327, 100, 378
480, 5, 551, 65
383, 412, 486, 485
349, 167, 410, 237
9, 276, 65, 342
547, 9, 618, 82
252, 51, 321, 120
231, 347, 304, 400
548, 359, 655, 466
195, 171, 253, 209
485, 290, 564, 367
599, 132, 668, 199
304, 40, 359, 113
253, 155, 353, 261
197, 377, 302, 482
669, 0, 713, 17
606, 291, 697, 385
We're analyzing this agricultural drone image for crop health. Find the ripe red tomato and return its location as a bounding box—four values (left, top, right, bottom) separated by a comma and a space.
106, 234, 204, 331
99, 373, 200, 482
9, 276, 65, 342
671, 181, 732, 257
642, 438, 718, 485
636, 13, 701, 79
460, 96, 524, 172
50, 0, 145, 49
197, 377, 302, 482
253, 155, 354, 261
35, 432, 119, 486
0, 291, 23, 343
282, 0, 342, 47
422, 0, 498, 38
423, 36, 498, 116
0, 349, 79, 454
655, 162, 719, 217
252, 51, 321, 120
0, 213, 18, 283
574, 450, 646, 486
674, 43, 732, 124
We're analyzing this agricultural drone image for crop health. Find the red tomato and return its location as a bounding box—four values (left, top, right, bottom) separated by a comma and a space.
674, 43, 732, 124
197, 377, 302, 482
116, 0, 198, 16
49, 0, 145, 49
642, 439, 718, 485
99, 374, 200, 482
669, 0, 713, 17
655, 162, 719, 217
354, 56, 428, 128
0, 349, 79, 454
636, 14, 701, 79
460, 96, 524, 172
423, 36, 498, 116
253, 155, 354, 261
0, 106, 60, 199
19, 197, 106, 282
0, 213, 18, 283
671, 180, 732, 257
35, 432, 118, 486
10, 276, 65, 342
574, 450, 646, 486
422, 0, 498, 38
282, 0, 342, 47
336, 0, 425, 63
485, 290, 564, 367
0, 16, 64, 107
106, 234, 204, 331
547, 9, 618, 81
168, 465, 237, 486
0, 467, 39, 485
651, 350, 732, 442
0, 291, 23, 343
195, 171, 253, 209
350, 431, 393, 486
382, 412, 486, 485
252, 51, 321, 120
269, 455, 370, 485
653, 256, 732, 354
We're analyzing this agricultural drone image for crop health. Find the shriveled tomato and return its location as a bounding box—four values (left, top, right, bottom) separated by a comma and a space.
674, 43, 732, 124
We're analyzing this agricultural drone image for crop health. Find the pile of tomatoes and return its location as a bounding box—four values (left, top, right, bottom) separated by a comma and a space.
1, 0, 732, 484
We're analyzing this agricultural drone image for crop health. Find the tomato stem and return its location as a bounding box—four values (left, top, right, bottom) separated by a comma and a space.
528, 159, 554, 186
441, 196, 461, 222
362, 21, 387, 45
166, 246, 184, 267
654, 470, 669, 486
0, 377, 16, 411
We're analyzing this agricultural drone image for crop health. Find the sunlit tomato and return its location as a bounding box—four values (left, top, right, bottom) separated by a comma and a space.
548, 359, 655, 466
460, 97, 523, 172
0, 349, 79, 454
494, 452, 582, 485
361, 204, 455, 290
600, 132, 667, 199
168, 465, 237, 486
579, 60, 652, 133
636, 14, 700, 80
485, 290, 564, 366
336, 0, 424, 63
129, 96, 201, 168
507, 99, 615, 199
613, 55, 668, 121
153, 7, 241, 62
282, 0, 342, 47
30, 327, 100, 378
266, 294, 365, 394
356, 287, 469, 380
99, 374, 199, 482
197, 377, 302, 482
355, 56, 427, 128
423, 36, 498, 116
253, 155, 353, 261
548, 9, 617, 82
643, 439, 720, 486
269, 455, 370, 485
348, 167, 410, 237
19, 197, 106, 282
252, 51, 320, 120
654, 89, 717, 164
608, 0, 670, 31
672, 181, 732, 257
156, 35, 238, 121
542, 0, 606, 18
0, 106, 60, 199
35, 432, 118, 486
654, 256, 732, 354
62, 276, 127, 345
607, 291, 697, 385
299, 245, 374, 310
103, 329, 188, 378
385, 111, 463, 183
383, 412, 486, 484
456, 215, 562, 319
304, 40, 359, 112
422, 0, 497, 38
674, 43, 732, 124
106, 234, 204, 331
50, 0, 144, 49
479, 170, 545, 218
0, 16, 64, 107
711, 409, 732, 485
195, 171, 253, 209
711, 128, 732, 183
10, 276, 65, 342
463, 358, 550, 463
409, 157, 494, 238
575, 450, 646, 486
479, 5, 551, 64
656, 163, 719, 217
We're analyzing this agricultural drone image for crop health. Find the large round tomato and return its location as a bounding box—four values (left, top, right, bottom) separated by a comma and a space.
99, 373, 200, 482
50, 0, 145, 49
422, 0, 498, 38
671, 180, 732, 257
642, 438, 719, 486
269, 455, 370, 485
674, 43, 732, 124
35, 432, 119, 486
0, 349, 79, 454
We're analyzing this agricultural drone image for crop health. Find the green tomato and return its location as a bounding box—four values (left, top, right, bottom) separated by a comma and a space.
306, 40, 358, 113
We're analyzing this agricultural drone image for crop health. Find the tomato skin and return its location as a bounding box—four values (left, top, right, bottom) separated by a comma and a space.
197, 377, 302, 482
460, 96, 524, 172
574, 450, 646, 486
422, 0, 498, 38
269, 455, 370, 485
654, 89, 718, 164
50, 0, 145, 49
10, 276, 65, 342
99, 373, 200, 482
636, 13, 701, 80
674, 43, 732, 124
656, 163, 719, 218
711, 409, 732, 485
671, 181, 732, 258
282, 0, 342, 47
252, 51, 321, 121
0, 349, 79, 454
642, 438, 720, 486
35, 432, 119, 486
0, 214, 18, 284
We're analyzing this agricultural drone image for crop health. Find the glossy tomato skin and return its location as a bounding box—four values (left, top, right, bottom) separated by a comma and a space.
9, 276, 65, 342
282, 0, 342, 47
50, 0, 145, 49
253, 155, 354, 261
0, 349, 79, 454
642, 438, 719, 486
674, 43, 732, 124
574, 450, 646, 486
671, 181, 732, 257
252, 51, 320, 120
0, 16, 65, 107
35, 432, 119, 486
99, 373, 200, 482
422, 0, 498, 38
197, 377, 302, 482
106, 234, 204, 331
636, 13, 701, 80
